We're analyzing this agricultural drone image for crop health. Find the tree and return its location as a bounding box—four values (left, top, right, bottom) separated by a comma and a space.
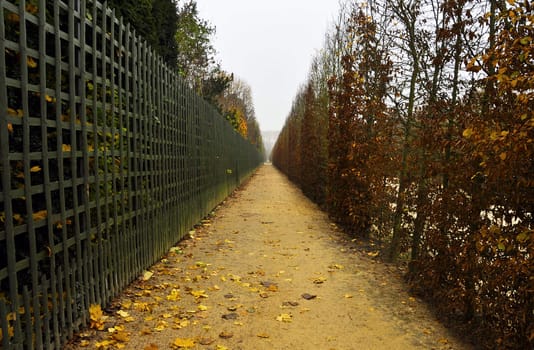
107, 0, 179, 65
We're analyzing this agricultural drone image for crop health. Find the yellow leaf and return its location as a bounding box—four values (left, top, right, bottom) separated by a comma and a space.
116, 310, 130, 318
312, 277, 327, 284
112, 331, 130, 342
257, 333, 270, 338
32, 210, 47, 221
141, 270, 153, 281
329, 264, 344, 269
25, 4, 38, 14
7, 123, 13, 133
45, 95, 55, 103
276, 313, 292, 322
462, 128, 473, 138
519, 36, 531, 45
62, 144, 72, 152
95, 339, 115, 349
13, 214, 23, 224
30, 165, 42, 173
198, 304, 208, 311
89, 304, 108, 330
79, 339, 90, 347
171, 337, 195, 348
154, 321, 168, 331
7, 108, 23, 117
174, 319, 190, 329
190, 290, 208, 298
499, 152, 507, 161
27, 57, 37, 69
166, 289, 181, 301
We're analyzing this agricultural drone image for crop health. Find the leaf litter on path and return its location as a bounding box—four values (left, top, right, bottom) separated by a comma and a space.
67, 166, 471, 350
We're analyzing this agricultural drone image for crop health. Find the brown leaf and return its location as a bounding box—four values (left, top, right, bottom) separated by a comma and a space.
221, 313, 238, 320
198, 338, 215, 345
219, 331, 233, 339
301, 293, 317, 300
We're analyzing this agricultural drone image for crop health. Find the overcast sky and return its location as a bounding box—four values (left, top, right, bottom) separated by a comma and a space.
194, 0, 342, 132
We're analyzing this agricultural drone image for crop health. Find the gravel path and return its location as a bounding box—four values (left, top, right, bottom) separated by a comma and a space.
68, 164, 471, 350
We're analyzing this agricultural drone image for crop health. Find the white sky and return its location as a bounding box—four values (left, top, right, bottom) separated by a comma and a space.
194, 0, 342, 132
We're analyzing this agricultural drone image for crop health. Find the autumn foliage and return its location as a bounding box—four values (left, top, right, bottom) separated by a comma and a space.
272, 1, 533, 348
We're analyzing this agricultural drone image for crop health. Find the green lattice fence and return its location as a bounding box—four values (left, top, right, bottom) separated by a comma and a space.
0, 0, 262, 348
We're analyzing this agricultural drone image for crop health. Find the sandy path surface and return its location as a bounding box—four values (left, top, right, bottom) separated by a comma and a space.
69, 164, 471, 350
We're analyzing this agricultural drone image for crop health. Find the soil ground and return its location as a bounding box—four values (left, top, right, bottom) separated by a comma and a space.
68, 164, 472, 350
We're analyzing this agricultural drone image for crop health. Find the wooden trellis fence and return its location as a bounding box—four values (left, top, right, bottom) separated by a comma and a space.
0, 0, 263, 348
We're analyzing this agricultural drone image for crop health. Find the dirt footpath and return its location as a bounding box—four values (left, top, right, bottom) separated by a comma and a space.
70, 164, 471, 350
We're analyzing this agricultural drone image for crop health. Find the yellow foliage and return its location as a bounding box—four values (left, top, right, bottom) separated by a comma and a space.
89, 304, 108, 330
27, 57, 37, 69
32, 210, 47, 221
171, 337, 195, 348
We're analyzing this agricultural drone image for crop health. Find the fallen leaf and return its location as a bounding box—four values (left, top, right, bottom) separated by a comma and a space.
312, 277, 326, 284
257, 333, 270, 338
216, 346, 229, 350
301, 293, 317, 300
116, 310, 130, 318
198, 304, 208, 311
95, 340, 115, 349
89, 304, 108, 330
195, 261, 209, 268
154, 321, 168, 331
173, 319, 190, 329
144, 344, 158, 350
198, 338, 215, 345
190, 290, 208, 298
282, 301, 299, 307
30, 165, 42, 173
141, 270, 154, 281
221, 313, 238, 320
268, 284, 278, 292
112, 331, 130, 342
166, 289, 181, 301
219, 331, 233, 339
276, 313, 292, 322
140, 328, 152, 335
329, 264, 344, 270
171, 337, 195, 348
79, 339, 90, 347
